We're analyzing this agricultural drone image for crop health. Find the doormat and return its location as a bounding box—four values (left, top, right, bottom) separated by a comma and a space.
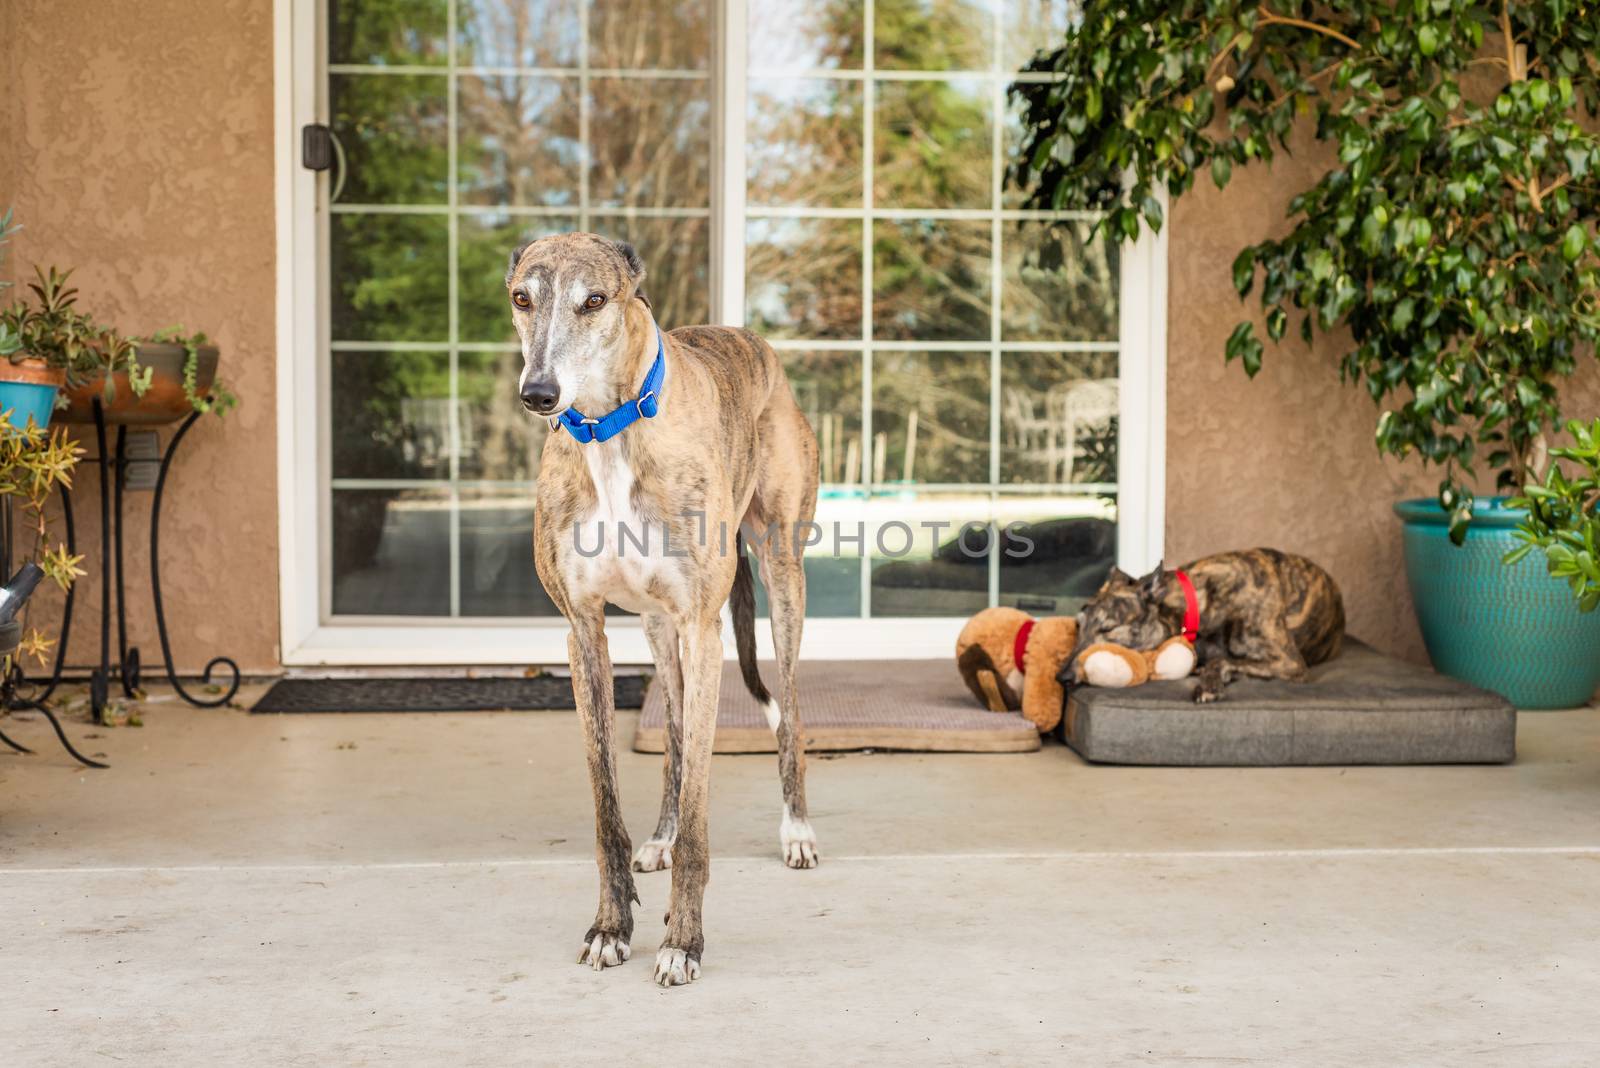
633, 659, 1039, 753
252, 675, 647, 714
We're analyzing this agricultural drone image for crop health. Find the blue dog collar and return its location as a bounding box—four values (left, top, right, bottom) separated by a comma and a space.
552, 332, 665, 444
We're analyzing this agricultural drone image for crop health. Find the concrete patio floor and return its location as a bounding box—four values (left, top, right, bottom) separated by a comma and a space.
2, 684, 1599, 1066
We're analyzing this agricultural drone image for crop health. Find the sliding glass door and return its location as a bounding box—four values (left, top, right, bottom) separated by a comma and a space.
308, 0, 1138, 648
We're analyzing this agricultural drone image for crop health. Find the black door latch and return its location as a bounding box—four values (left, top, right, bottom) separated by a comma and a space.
302, 124, 334, 171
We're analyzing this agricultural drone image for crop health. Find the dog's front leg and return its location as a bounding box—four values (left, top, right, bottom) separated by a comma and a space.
655, 612, 722, 987
568, 608, 639, 970
1193, 613, 1308, 703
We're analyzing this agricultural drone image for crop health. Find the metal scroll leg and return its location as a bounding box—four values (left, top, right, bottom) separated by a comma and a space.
10, 696, 108, 769
91, 399, 111, 724
114, 424, 140, 697
151, 408, 240, 708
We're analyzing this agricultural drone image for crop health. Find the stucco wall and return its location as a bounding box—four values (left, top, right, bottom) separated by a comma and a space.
4, 0, 280, 674
1165, 141, 1600, 662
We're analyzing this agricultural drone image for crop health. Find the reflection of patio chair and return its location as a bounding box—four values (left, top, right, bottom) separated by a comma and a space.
1054, 378, 1117, 484
1003, 378, 1118, 484
399, 397, 451, 471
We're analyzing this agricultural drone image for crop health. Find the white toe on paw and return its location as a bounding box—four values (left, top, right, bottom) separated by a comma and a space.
653, 946, 701, 987
577, 932, 630, 971
632, 839, 674, 872
780, 807, 819, 869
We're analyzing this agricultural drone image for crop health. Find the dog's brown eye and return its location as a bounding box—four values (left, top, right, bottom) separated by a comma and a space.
512, 291, 531, 309
583, 293, 606, 310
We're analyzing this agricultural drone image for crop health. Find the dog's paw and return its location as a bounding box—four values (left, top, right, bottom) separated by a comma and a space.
632, 838, 673, 872
1192, 685, 1224, 704
653, 946, 701, 987
577, 930, 631, 971
780, 808, 819, 869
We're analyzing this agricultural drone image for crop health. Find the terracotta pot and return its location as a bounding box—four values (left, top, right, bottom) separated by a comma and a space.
60, 343, 219, 426
0, 357, 67, 389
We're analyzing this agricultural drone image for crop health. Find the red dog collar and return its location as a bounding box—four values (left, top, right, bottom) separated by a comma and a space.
1175, 569, 1200, 643
1013, 618, 1035, 673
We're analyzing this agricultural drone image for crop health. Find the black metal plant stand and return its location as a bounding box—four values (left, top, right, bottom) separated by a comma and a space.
83, 397, 242, 724
0, 398, 242, 766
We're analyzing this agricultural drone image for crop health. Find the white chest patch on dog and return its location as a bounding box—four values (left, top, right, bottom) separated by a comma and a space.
572, 445, 681, 615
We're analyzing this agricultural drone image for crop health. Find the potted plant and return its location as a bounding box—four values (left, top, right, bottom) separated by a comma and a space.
0, 260, 235, 426
1, 266, 150, 423
60, 324, 234, 426
0, 210, 66, 431
1495, 418, 1600, 703
1011, 1, 1600, 706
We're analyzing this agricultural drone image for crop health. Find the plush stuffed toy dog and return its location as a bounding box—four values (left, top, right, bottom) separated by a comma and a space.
956, 606, 1195, 731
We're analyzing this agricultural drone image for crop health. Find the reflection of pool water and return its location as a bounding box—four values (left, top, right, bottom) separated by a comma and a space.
332, 492, 1116, 621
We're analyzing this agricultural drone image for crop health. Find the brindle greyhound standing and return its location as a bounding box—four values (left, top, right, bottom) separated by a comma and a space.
508, 233, 819, 988
1072, 548, 1345, 702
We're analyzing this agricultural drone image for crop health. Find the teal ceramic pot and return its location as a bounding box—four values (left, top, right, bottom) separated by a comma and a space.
0, 359, 64, 431
1395, 497, 1600, 708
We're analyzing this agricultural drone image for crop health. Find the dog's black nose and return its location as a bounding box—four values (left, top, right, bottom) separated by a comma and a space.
520, 379, 559, 414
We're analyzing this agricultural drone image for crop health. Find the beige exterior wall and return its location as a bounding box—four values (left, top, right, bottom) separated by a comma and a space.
3, 6, 1594, 671
3, 0, 281, 673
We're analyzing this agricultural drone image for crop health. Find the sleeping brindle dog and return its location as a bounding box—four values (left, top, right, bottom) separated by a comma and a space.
1066, 548, 1345, 702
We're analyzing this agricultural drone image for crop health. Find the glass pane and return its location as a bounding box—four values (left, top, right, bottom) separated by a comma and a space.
457, 75, 582, 208
1002, 0, 1075, 72
588, 78, 712, 209
746, 217, 863, 339
871, 350, 989, 484
331, 350, 453, 480
457, 0, 581, 68
590, 0, 711, 70
331, 213, 450, 342
784, 351, 863, 485
330, 74, 449, 204
459, 486, 562, 616
873, 219, 991, 340
750, 0, 864, 69
332, 487, 452, 616
752, 550, 865, 618
458, 350, 546, 482
1001, 95, 1037, 209
995, 498, 1117, 614
874, 0, 993, 71
592, 215, 711, 328
1001, 220, 1118, 342
457, 214, 579, 344
1000, 351, 1117, 485
868, 491, 994, 618
329, 0, 448, 65
747, 78, 864, 209
874, 79, 991, 209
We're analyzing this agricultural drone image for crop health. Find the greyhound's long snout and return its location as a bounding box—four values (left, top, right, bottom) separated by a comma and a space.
521, 378, 560, 414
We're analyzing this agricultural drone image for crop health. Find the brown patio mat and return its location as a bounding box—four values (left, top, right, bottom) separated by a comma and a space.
632, 659, 1040, 753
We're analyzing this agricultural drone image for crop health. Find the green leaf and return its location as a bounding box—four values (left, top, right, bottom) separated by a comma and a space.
1232, 248, 1256, 297
1417, 25, 1439, 56
1211, 154, 1231, 189
1563, 224, 1587, 263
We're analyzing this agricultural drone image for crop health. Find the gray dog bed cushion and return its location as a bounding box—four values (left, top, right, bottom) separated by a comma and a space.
1063, 640, 1516, 766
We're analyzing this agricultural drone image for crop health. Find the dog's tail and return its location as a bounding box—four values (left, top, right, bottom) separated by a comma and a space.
730, 531, 772, 704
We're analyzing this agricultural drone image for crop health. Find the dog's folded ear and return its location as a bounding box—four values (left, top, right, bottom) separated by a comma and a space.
612, 240, 651, 308
1101, 566, 1132, 591
505, 241, 532, 285
1137, 564, 1166, 599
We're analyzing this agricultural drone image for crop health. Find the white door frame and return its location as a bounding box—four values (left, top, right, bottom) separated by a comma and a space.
273, 0, 1166, 666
